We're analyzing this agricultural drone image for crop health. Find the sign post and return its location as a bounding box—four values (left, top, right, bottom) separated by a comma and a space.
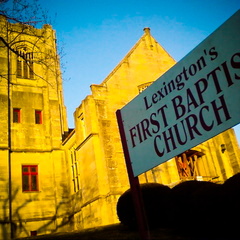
116, 110, 150, 240
116, 10, 239, 239
117, 10, 240, 177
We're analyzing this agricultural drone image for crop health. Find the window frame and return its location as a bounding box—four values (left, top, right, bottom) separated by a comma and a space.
35, 110, 42, 124
17, 50, 34, 79
13, 108, 21, 123
71, 151, 80, 192
22, 165, 39, 192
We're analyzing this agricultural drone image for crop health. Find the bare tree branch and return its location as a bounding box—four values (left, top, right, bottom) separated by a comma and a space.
0, 0, 64, 87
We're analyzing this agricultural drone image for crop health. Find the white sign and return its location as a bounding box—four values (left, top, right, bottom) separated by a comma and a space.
118, 10, 240, 177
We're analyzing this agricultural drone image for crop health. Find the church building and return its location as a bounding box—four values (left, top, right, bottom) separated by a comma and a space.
63, 28, 240, 230
0, 15, 240, 239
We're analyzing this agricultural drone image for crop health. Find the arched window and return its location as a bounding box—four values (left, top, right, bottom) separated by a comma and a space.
175, 150, 204, 180
16, 49, 34, 79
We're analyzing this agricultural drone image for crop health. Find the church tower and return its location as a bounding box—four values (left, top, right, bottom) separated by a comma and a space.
0, 15, 70, 239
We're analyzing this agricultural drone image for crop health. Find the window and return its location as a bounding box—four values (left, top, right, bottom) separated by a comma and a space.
13, 108, 21, 123
22, 165, 39, 192
17, 50, 34, 79
175, 150, 205, 180
78, 113, 86, 138
71, 151, 80, 192
35, 110, 42, 124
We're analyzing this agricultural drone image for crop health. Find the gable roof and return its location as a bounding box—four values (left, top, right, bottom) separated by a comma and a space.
101, 27, 175, 85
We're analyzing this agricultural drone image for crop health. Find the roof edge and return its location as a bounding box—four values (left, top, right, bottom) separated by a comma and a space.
101, 28, 152, 85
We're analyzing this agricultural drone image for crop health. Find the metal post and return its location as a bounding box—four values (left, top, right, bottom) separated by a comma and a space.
116, 110, 150, 240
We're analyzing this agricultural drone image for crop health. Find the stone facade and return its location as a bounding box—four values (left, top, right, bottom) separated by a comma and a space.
0, 15, 70, 239
63, 28, 240, 230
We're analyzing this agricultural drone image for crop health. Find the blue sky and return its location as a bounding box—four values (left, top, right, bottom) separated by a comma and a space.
39, 0, 240, 142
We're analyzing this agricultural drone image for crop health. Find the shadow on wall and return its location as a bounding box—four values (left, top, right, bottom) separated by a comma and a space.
0, 183, 74, 239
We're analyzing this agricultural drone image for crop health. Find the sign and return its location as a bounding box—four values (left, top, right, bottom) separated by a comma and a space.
117, 10, 240, 177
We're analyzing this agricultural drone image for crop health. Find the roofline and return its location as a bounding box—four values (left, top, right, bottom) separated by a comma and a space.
100, 28, 152, 85
62, 128, 75, 145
